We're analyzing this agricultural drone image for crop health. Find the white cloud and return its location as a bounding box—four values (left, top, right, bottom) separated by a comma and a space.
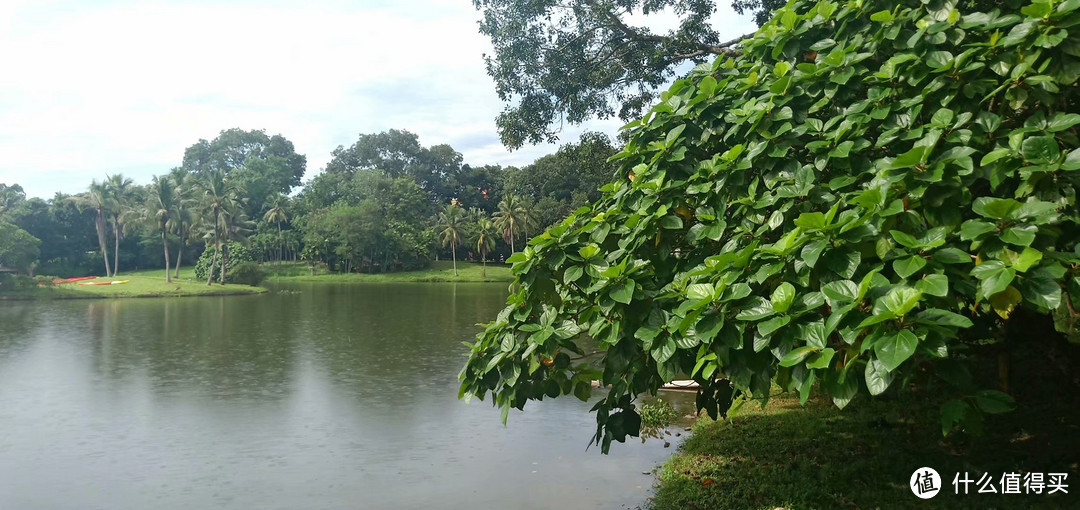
0, 0, 756, 198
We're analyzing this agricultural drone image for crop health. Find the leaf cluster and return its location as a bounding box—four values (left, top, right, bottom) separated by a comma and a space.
461, 0, 1080, 451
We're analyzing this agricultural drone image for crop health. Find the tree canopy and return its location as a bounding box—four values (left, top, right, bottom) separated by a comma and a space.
474, 0, 780, 149
460, 0, 1080, 452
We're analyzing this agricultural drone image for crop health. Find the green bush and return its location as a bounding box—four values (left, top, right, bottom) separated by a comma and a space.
227, 262, 266, 286
461, 0, 1080, 452
194, 242, 255, 281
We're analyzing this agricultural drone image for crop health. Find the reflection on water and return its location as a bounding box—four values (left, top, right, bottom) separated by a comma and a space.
0, 283, 692, 510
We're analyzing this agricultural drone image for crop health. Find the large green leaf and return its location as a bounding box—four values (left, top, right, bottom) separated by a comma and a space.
874, 330, 919, 371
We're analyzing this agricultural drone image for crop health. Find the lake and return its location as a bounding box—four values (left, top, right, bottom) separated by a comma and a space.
0, 282, 690, 509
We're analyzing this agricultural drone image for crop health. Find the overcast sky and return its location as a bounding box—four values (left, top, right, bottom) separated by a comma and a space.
0, 0, 757, 198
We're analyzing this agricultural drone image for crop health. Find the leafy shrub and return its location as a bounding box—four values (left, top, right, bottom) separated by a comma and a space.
227, 262, 267, 286
461, 0, 1080, 452
194, 242, 254, 281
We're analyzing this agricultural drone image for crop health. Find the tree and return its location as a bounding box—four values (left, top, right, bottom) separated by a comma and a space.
263, 193, 289, 264
0, 183, 26, 217
146, 175, 177, 282
475, 217, 497, 278
0, 220, 40, 275
493, 194, 532, 254
104, 174, 135, 276
474, 0, 759, 149
168, 167, 197, 279
198, 170, 242, 285
69, 180, 113, 277
182, 128, 306, 218
438, 204, 466, 276
460, 0, 1080, 452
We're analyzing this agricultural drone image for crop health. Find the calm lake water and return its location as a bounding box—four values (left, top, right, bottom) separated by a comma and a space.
0, 283, 690, 510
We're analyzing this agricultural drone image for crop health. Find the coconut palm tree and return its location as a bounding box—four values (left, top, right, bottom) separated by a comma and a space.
494, 194, 532, 254
168, 167, 196, 279
69, 180, 112, 276
438, 203, 466, 276
146, 175, 177, 282
263, 193, 289, 264
104, 173, 134, 275
198, 170, 240, 285
475, 217, 496, 278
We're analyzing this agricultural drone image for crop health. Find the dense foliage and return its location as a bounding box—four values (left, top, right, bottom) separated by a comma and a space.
474, 0, 776, 148
194, 242, 254, 281
1, 128, 621, 283
460, 0, 1080, 452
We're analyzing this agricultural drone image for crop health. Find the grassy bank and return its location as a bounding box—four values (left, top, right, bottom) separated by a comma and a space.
649, 379, 1079, 509
0, 268, 267, 300
264, 260, 513, 283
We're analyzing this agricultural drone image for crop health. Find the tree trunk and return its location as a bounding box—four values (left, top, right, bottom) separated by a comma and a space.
96, 212, 112, 277
219, 242, 228, 285
113, 215, 121, 276
482, 251, 487, 278
452, 244, 458, 276
173, 230, 184, 279
277, 222, 283, 265
205, 243, 217, 286
162, 230, 172, 283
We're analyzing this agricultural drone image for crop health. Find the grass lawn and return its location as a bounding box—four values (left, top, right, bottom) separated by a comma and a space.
0, 267, 267, 300
264, 260, 513, 283
649, 352, 1079, 509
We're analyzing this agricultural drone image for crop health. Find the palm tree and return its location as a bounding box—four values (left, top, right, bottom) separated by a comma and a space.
438, 203, 466, 276
147, 176, 177, 283
104, 174, 134, 276
198, 170, 240, 285
475, 217, 496, 278
169, 167, 196, 279
263, 194, 289, 264
69, 180, 112, 276
494, 194, 531, 254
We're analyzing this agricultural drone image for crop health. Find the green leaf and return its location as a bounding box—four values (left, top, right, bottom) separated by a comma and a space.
1001, 224, 1037, 246
913, 308, 974, 328
915, 274, 949, 297
972, 197, 1021, 219
971, 261, 1016, 298
893, 255, 927, 279
822, 280, 859, 307
1047, 113, 1080, 132
757, 315, 791, 336
659, 215, 683, 229
864, 358, 895, 396
652, 337, 676, 363
1063, 150, 1080, 171
889, 230, 921, 249
941, 399, 970, 435
771, 282, 796, 313
883, 287, 922, 316
926, 51, 954, 70
1021, 135, 1060, 164
736, 297, 776, 321
892, 146, 928, 168
989, 286, 1023, 319
874, 330, 918, 371
563, 265, 584, 284
805, 348, 835, 369
933, 248, 972, 264
794, 212, 826, 230
1012, 247, 1042, 272
779, 346, 816, 367
578, 244, 600, 259
974, 390, 1015, 414
609, 279, 636, 304
686, 283, 716, 301
960, 220, 996, 240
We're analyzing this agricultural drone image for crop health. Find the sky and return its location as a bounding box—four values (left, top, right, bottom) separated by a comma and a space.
0, 0, 758, 198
